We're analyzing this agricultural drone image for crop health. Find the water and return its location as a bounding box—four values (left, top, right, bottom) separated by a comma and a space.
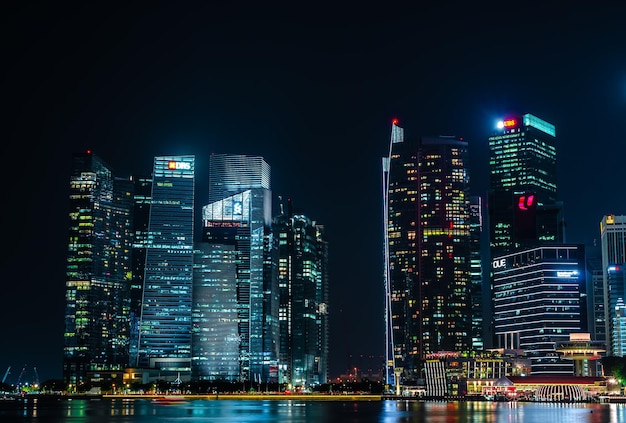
1, 398, 625, 423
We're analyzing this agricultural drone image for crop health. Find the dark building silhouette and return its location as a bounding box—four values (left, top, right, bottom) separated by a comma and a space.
273, 198, 329, 387
63, 151, 133, 386
383, 121, 472, 386
488, 114, 562, 256
129, 175, 152, 367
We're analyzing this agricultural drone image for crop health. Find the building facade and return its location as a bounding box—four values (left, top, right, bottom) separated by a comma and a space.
202, 154, 278, 383
469, 195, 485, 351
137, 156, 195, 377
600, 214, 626, 356
383, 120, 472, 385
63, 151, 133, 386
273, 198, 329, 387
492, 245, 586, 375
191, 243, 240, 380
488, 114, 561, 256
208, 153, 271, 205
129, 175, 152, 367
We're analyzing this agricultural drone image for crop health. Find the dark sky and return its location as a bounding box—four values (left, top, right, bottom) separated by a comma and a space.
2, 2, 625, 384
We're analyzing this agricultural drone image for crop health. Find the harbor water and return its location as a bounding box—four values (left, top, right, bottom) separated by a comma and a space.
1, 397, 626, 422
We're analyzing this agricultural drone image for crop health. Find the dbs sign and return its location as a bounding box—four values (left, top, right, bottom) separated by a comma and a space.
168, 161, 191, 170
497, 118, 518, 129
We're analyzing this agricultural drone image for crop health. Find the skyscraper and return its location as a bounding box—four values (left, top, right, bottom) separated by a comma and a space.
201, 154, 277, 383
586, 255, 606, 346
383, 120, 472, 385
600, 214, 626, 355
63, 151, 133, 386
129, 175, 152, 368
191, 243, 240, 380
469, 195, 485, 351
488, 114, 561, 255
137, 156, 195, 376
273, 198, 329, 387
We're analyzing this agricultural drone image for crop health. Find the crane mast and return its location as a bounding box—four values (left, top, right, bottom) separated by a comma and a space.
1, 366, 9, 384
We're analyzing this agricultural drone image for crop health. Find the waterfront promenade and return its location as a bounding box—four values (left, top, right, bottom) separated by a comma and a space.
9, 392, 626, 403
102, 393, 383, 401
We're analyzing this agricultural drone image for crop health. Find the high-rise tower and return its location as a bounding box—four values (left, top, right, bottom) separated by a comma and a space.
273, 198, 329, 387
488, 114, 561, 255
63, 151, 133, 386
201, 154, 277, 383
191, 243, 240, 381
469, 195, 485, 351
129, 175, 152, 368
600, 214, 626, 356
137, 156, 195, 376
383, 120, 472, 385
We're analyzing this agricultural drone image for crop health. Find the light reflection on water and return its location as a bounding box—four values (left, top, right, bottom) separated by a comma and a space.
2, 398, 625, 422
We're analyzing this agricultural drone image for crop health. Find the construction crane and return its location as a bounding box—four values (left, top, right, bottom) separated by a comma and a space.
16, 365, 26, 387
1, 366, 9, 384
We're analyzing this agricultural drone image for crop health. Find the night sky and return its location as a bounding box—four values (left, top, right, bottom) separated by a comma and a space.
2, 2, 625, 384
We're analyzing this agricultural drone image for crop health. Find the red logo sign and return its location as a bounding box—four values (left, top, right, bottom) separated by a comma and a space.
518, 195, 535, 210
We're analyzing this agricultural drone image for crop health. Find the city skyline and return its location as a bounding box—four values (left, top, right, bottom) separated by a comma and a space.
2, 3, 625, 384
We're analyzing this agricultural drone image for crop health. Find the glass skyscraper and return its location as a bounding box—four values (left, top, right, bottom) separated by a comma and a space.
600, 214, 626, 356
191, 243, 240, 380
469, 195, 485, 351
586, 256, 606, 347
201, 154, 277, 383
137, 155, 195, 375
383, 120, 472, 386
63, 151, 133, 386
273, 198, 329, 387
488, 114, 561, 255
129, 175, 152, 367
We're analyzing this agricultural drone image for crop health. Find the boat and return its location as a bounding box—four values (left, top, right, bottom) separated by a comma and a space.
151, 395, 189, 404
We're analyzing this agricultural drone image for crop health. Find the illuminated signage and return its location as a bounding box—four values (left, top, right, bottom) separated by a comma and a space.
518, 194, 535, 211
557, 270, 578, 278
470, 204, 480, 217
503, 119, 517, 127
497, 118, 518, 129
167, 161, 191, 170
233, 201, 243, 215
492, 259, 506, 269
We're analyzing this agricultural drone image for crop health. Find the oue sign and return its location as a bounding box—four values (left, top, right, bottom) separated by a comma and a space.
492, 259, 507, 269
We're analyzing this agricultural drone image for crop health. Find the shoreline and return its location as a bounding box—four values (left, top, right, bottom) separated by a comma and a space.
108, 393, 383, 401
8, 393, 626, 403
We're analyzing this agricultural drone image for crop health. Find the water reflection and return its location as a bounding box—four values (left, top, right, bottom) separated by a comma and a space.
1, 398, 625, 422
381, 400, 618, 423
